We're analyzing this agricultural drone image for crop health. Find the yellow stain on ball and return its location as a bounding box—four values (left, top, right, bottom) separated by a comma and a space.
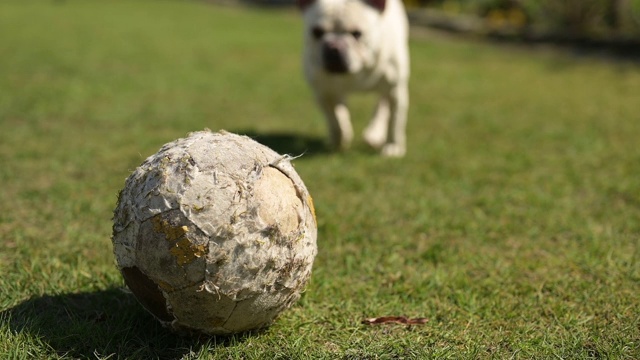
307, 194, 316, 225
152, 216, 206, 266
171, 238, 206, 266
152, 216, 188, 241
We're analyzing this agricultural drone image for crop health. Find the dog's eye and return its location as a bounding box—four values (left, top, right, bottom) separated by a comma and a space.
351, 30, 362, 39
311, 26, 325, 40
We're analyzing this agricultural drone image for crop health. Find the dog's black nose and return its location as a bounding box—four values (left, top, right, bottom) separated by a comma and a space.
322, 42, 349, 74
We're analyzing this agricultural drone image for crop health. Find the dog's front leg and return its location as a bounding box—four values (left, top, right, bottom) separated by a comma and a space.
363, 97, 390, 150
316, 94, 353, 151
381, 82, 408, 157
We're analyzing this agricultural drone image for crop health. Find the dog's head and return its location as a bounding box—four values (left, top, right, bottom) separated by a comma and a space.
299, 0, 387, 75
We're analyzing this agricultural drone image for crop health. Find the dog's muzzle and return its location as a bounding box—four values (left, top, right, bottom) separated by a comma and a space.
321, 41, 349, 74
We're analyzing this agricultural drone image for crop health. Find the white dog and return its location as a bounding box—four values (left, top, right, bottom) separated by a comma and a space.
298, 0, 410, 157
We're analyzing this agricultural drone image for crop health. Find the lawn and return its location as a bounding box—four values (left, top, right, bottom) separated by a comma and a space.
0, 0, 639, 359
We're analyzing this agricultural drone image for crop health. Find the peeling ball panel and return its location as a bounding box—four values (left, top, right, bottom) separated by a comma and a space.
112, 130, 317, 335
120, 266, 174, 322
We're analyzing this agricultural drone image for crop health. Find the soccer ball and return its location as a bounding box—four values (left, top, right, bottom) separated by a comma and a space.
112, 130, 317, 335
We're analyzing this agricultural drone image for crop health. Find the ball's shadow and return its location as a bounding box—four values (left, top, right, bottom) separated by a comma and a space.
1, 288, 253, 359
236, 130, 329, 157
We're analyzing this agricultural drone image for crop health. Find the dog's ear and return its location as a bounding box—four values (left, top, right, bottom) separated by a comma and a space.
297, 0, 316, 10
366, 0, 386, 12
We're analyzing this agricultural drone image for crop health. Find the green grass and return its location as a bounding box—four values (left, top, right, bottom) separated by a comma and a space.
1, 0, 639, 358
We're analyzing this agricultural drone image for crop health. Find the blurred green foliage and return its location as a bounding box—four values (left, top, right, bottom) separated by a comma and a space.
416, 0, 640, 37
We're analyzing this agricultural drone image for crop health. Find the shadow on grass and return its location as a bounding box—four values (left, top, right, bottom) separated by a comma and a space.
1, 288, 253, 359
236, 130, 329, 157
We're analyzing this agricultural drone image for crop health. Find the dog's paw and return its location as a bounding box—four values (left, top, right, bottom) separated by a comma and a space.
331, 142, 351, 152
363, 129, 386, 150
329, 133, 353, 152
380, 143, 406, 158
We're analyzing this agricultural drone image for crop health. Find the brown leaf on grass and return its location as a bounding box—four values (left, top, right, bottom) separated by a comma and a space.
361, 316, 429, 325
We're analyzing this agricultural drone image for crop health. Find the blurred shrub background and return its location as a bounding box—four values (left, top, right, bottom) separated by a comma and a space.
406, 0, 640, 40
